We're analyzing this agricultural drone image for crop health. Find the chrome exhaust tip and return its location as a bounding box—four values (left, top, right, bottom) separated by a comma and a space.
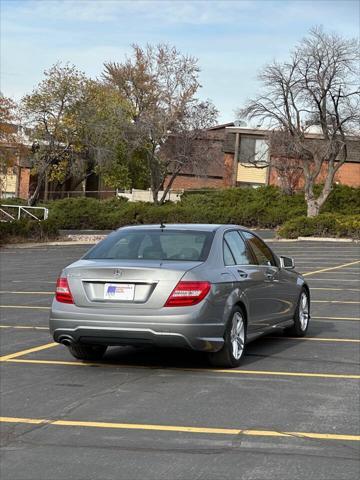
59, 336, 74, 347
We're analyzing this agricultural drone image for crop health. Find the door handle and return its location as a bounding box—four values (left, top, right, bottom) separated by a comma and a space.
265, 269, 279, 282
237, 270, 248, 278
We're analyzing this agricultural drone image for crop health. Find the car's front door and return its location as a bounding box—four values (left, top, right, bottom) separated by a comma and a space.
241, 231, 295, 327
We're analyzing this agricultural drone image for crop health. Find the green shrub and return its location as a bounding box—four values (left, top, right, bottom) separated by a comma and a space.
278, 214, 360, 239
41, 196, 128, 229
0, 218, 59, 245
0, 197, 28, 206
181, 186, 307, 227
321, 185, 360, 215
39, 186, 359, 231
4, 185, 357, 237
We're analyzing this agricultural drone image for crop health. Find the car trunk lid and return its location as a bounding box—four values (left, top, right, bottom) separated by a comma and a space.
64, 259, 202, 309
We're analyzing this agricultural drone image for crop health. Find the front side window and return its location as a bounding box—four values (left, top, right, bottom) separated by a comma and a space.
84, 229, 214, 262
242, 231, 276, 266
224, 231, 253, 266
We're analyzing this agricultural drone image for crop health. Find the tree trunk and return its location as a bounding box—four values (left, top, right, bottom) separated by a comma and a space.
158, 167, 182, 205
306, 198, 320, 217
28, 171, 45, 206
43, 169, 49, 201
152, 187, 159, 204
306, 183, 333, 217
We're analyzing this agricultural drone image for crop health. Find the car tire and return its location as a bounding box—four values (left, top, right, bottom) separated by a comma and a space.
208, 306, 247, 368
67, 344, 107, 361
286, 289, 310, 337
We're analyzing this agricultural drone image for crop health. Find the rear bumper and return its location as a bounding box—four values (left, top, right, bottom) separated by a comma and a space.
49, 300, 225, 352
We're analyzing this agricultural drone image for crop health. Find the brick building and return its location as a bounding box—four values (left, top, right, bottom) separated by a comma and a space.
163, 123, 234, 191
166, 124, 360, 190
0, 124, 31, 200
223, 126, 360, 189
4, 121, 357, 201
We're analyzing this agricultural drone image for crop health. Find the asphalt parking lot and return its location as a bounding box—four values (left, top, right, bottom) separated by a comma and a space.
0, 241, 359, 480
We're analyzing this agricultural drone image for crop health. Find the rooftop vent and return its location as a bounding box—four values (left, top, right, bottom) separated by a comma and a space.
234, 120, 247, 127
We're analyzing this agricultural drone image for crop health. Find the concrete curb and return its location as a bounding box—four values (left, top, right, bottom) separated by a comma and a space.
1, 240, 97, 248
59, 229, 112, 235
268, 237, 358, 243
297, 236, 358, 243
65, 234, 106, 243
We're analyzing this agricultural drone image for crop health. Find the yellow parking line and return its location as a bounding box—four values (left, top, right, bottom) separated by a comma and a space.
0, 305, 50, 310
306, 279, 359, 282
299, 269, 360, 281
6, 358, 360, 380
0, 342, 57, 361
0, 416, 359, 442
213, 369, 360, 380
311, 288, 360, 291
0, 291, 53, 295
9, 359, 91, 366
268, 337, 360, 343
312, 300, 360, 304
303, 260, 360, 277
312, 316, 360, 321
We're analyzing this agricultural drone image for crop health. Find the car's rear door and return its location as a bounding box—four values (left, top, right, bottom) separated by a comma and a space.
223, 230, 271, 334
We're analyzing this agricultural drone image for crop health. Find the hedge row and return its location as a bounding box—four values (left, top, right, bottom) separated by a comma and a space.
1, 185, 359, 244
2, 213, 358, 246
0, 219, 59, 245
40, 185, 360, 230
278, 213, 360, 239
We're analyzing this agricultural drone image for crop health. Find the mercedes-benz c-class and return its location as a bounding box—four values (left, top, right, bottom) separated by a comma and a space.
50, 224, 310, 367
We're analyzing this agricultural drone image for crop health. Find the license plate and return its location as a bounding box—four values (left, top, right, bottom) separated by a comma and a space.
104, 283, 135, 301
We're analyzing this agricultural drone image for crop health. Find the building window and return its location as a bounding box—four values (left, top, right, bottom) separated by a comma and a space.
236, 135, 269, 186
238, 136, 268, 166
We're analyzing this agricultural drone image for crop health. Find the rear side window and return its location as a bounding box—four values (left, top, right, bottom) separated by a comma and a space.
223, 241, 236, 265
84, 229, 214, 262
223, 231, 253, 266
242, 231, 276, 266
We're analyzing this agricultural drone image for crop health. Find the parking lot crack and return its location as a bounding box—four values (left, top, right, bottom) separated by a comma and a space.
53, 371, 155, 420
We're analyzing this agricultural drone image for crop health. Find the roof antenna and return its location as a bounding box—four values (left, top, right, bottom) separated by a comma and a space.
160, 221, 166, 231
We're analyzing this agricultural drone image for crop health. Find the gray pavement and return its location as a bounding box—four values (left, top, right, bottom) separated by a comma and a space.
0, 241, 359, 480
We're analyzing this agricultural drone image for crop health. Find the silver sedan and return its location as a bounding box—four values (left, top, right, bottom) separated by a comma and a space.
49, 224, 310, 367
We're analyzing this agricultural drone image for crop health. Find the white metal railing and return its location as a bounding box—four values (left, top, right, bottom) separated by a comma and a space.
0, 205, 49, 222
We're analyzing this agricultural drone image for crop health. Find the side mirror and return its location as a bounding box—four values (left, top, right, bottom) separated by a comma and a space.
280, 256, 295, 270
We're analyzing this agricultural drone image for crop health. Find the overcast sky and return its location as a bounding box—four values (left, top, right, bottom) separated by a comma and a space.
1, 0, 359, 122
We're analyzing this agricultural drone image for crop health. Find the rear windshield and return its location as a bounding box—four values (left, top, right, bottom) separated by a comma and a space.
84, 229, 214, 262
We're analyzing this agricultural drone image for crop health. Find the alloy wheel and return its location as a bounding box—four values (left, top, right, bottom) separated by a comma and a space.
299, 292, 309, 330
230, 312, 245, 360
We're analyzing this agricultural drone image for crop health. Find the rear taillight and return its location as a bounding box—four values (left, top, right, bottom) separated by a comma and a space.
55, 277, 74, 304
164, 281, 211, 307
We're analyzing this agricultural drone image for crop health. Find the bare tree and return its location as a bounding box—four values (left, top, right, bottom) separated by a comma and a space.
240, 27, 360, 216
160, 101, 219, 202
266, 130, 304, 195
103, 44, 217, 204
270, 158, 304, 196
